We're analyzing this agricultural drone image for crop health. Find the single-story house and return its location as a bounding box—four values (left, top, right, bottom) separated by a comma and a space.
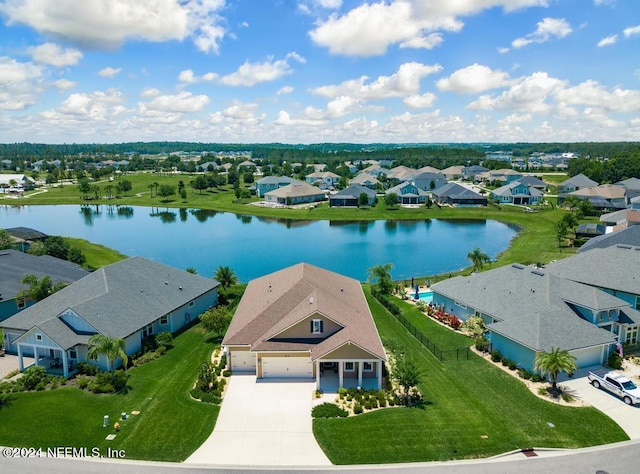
305, 171, 340, 189
431, 256, 639, 373
491, 181, 543, 205
558, 173, 599, 194
386, 182, 428, 205
410, 172, 448, 192
559, 184, 628, 211
431, 183, 487, 206
361, 164, 389, 178
578, 225, 640, 253
479, 169, 523, 184
329, 185, 377, 207
222, 263, 387, 391
0, 174, 36, 191
0, 257, 219, 378
264, 182, 326, 205
440, 166, 464, 180
0, 249, 89, 321
463, 165, 490, 181
255, 176, 300, 198
349, 172, 380, 190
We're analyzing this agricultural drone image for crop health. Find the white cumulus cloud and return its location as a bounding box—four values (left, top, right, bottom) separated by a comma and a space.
144, 91, 210, 113
98, 67, 122, 78
28, 43, 83, 66
219, 53, 305, 87
511, 17, 572, 49
597, 35, 617, 47
437, 64, 511, 94
624, 24, 640, 37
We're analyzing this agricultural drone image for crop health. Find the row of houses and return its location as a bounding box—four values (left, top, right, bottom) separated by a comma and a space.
557, 175, 640, 212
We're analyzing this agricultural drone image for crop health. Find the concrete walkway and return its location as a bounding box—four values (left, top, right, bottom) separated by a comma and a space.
185, 374, 332, 466
0, 354, 33, 379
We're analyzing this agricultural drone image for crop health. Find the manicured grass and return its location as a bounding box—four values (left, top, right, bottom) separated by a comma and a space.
0, 324, 219, 462
14, 172, 580, 275
312, 286, 628, 465
64, 237, 128, 269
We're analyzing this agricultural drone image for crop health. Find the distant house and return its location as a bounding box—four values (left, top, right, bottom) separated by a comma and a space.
558, 173, 598, 193
575, 223, 606, 239
561, 184, 628, 211
431, 183, 487, 206
5, 227, 48, 243
196, 162, 219, 172
410, 172, 447, 192
349, 172, 380, 190
463, 165, 489, 181
513, 176, 547, 192
0, 174, 35, 191
599, 209, 640, 229
0, 250, 89, 321
386, 182, 428, 205
255, 176, 299, 198
305, 171, 340, 189
480, 169, 523, 184
431, 246, 640, 373
578, 225, 640, 253
440, 166, 464, 180
491, 181, 543, 205
361, 164, 389, 178
329, 185, 377, 207
264, 182, 326, 205
0, 257, 219, 378
223, 263, 386, 391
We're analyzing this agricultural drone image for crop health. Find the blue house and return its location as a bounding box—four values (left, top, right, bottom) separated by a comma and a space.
491, 181, 543, 205
0, 257, 219, 378
431, 245, 640, 373
385, 182, 428, 205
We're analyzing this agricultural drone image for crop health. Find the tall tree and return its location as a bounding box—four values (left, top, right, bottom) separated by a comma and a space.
199, 306, 233, 335
367, 263, 394, 294
18, 274, 67, 303
467, 247, 490, 272
214, 265, 238, 290
393, 356, 423, 406
534, 347, 578, 394
87, 334, 128, 381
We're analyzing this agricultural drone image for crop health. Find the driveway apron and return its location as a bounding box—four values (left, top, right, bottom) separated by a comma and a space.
185, 375, 332, 466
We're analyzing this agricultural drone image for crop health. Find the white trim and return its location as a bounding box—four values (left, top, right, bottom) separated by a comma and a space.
363, 361, 373, 372
344, 361, 355, 372
312, 319, 322, 334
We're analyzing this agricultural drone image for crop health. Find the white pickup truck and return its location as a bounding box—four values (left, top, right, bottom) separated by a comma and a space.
587, 369, 640, 405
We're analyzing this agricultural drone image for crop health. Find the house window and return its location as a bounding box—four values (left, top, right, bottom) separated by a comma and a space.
17, 297, 26, 309
363, 362, 373, 372
627, 327, 638, 345
36, 333, 42, 341
69, 349, 77, 359
142, 324, 153, 338
160, 315, 168, 325
311, 319, 323, 334
189, 301, 194, 307
344, 362, 355, 372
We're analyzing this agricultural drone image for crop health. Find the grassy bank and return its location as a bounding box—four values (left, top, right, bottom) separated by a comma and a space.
312, 287, 628, 464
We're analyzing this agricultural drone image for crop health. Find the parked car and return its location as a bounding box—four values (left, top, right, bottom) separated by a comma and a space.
587, 369, 640, 405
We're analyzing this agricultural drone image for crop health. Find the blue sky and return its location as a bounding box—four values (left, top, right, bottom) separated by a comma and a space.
0, 0, 638, 144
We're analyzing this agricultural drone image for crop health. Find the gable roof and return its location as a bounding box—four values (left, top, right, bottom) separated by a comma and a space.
5, 227, 48, 241
223, 263, 386, 361
0, 249, 89, 300
492, 181, 543, 197
578, 226, 640, 253
514, 176, 547, 187
256, 175, 298, 185
330, 185, 376, 199
569, 184, 627, 200
1, 257, 219, 341
264, 182, 325, 199
615, 177, 640, 190
350, 173, 379, 185
432, 182, 484, 200
560, 173, 598, 188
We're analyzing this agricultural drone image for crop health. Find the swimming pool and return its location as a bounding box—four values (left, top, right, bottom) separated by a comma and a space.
414, 290, 433, 303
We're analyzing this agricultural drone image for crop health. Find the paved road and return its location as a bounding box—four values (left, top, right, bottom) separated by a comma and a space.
2, 439, 639, 473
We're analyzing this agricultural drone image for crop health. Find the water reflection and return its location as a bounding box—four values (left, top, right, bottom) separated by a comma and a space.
189, 209, 217, 223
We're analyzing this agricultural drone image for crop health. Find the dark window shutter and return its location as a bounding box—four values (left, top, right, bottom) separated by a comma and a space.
320, 320, 323, 333
310, 320, 313, 332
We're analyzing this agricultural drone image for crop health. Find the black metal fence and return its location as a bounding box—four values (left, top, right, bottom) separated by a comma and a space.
396, 313, 470, 362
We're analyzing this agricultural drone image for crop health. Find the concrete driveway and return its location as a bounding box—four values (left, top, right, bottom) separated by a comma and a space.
185, 374, 331, 466
560, 364, 640, 439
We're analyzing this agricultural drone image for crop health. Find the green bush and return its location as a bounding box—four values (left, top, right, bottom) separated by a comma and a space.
77, 376, 90, 389
338, 387, 347, 398
475, 337, 489, 352
531, 374, 543, 383
518, 369, 533, 380
608, 350, 622, 370
200, 392, 222, 404
311, 402, 349, 418
76, 362, 99, 376
490, 350, 502, 362
501, 356, 510, 367
508, 361, 517, 371
222, 370, 231, 377
19, 366, 47, 391
561, 392, 574, 402
155, 331, 173, 348
353, 404, 363, 414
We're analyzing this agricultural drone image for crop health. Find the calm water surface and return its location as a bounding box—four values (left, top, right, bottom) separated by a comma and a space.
1, 205, 518, 282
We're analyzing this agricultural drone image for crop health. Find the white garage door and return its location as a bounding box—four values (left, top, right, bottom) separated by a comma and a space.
262, 357, 313, 378
231, 351, 256, 373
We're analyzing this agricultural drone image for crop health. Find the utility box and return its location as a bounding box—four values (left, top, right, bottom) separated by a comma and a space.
103, 415, 109, 428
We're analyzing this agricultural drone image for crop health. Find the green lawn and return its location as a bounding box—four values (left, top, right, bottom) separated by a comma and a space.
64, 237, 128, 269
312, 287, 628, 465
10, 171, 580, 275
0, 324, 219, 462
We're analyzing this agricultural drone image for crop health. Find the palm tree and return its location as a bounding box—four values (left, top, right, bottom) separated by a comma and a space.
467, 247, 490, 273
367, 263, 394, 294
87, 334, 128, 380
214, 265, 238, 290
18, 274, 67, 303
534, 347, 578, 394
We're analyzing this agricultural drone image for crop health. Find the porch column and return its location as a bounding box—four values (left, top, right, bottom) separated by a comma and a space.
338, 361, 343, 388
376, 361, 382, 390
357, 361, 363, 387
17, 344, 24, 372
33, 345, 39, 366
315, 360, 320, 390
62, 351, 69, 378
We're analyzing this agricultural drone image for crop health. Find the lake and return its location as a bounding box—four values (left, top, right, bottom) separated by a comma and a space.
1, 204, 518, 282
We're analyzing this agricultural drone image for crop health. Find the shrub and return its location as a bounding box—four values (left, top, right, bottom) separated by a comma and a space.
77, 376, 90, 389
222, 370, 231, 377
490, 350, 502, 362
76, 362, 99, 376
353, 404, 363, 414
311, 402, 349, 418
561, 392, 574, 402
88, 381, 114, 393
608, 350, 622, 370
200, 392, 222, 404
537, 387, 548, 396
475, 337, 489, 352
155, 331, 173, 348
501, 356, 510, 367
531, 374, 543, 383
346, 395, 352, 402
20, 366, 47, 391
508, 361, 517, 371
518, 369, 532, 380
388, 398, 395, 406
338, 387, 347, 398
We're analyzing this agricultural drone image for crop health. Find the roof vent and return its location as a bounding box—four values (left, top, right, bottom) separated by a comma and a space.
511, 264, 525, 270
165, 281, 168, 285
179, 286, 183, 290
340, 288, 344, 292
309, 296, 314, 304
531, 270, 545, 277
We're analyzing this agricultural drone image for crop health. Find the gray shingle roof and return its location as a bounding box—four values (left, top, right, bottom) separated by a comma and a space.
432, 182, 484, 200
330, 185, 376, 199
1, 257, 219, 342
545, 245, 640, 296
578, 226, 640, 253
560, 173, 598, 188
0, 249, 89, 300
